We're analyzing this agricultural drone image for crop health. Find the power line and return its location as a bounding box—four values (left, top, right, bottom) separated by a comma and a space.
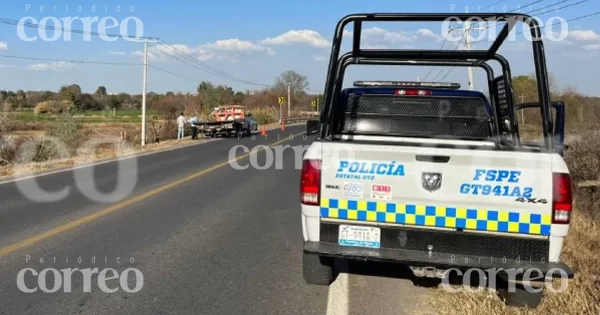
157, 39, 249, 81
151, 44, 267, 87
516, 10, 600, 35
155, 39, 270, 87
428, 31, 467, 81
148, 65, 202, 84
437, 38, 475, 83
422, 29, 462, 80
426, 0, 509, 81
532, 0, 591, 16
507, 0, 547, 13
483, 0, 510, 11
526, 0, 573, 15
0, 54, 141, 66
451, 0, 553, 31
423, 0, 508, 80
152, 44, 250, 84
472, 11, 600, 42
460, 0, 590, 31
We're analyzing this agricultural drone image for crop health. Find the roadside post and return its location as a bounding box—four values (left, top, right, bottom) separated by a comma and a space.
278, 96, 285, 124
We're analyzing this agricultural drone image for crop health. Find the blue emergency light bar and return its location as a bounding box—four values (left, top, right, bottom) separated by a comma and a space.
353, 81, 461, 89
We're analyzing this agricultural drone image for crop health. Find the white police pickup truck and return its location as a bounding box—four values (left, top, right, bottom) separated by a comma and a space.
300, 12, 574, 308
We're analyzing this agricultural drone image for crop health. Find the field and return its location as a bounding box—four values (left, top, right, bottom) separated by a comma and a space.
1, 109, 159, 123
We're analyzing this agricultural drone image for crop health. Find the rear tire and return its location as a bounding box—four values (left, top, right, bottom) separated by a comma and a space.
303, 252, 334, 285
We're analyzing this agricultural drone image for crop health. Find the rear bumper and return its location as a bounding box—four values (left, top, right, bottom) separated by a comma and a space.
306, 221, 574, 278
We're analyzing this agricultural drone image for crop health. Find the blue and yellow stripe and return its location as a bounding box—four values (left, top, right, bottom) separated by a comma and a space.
320, 198, 551, 236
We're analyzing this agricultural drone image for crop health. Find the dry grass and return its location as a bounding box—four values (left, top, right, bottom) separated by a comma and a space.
428, 210, 600, 315
0, 136, 211, 178
428, 130, 600, 314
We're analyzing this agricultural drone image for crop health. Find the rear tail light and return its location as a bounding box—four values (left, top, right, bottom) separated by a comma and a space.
552, 173, 572, 224
301, 159, 321, 206
395, 89, 431, 96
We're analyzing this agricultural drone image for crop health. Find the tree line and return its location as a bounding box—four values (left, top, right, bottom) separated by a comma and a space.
512, 74, 600, 133
0, 70, 322, 118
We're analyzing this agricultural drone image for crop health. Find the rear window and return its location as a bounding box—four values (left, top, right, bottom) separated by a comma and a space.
333, 93, 492, 140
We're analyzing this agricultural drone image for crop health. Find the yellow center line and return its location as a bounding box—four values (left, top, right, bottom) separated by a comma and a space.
0, 131, 306, 258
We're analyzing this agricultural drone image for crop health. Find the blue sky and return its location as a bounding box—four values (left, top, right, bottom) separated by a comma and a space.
0, 0, 599, 96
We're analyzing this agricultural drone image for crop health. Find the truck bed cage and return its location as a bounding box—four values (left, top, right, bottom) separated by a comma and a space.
319, 13, 555, 151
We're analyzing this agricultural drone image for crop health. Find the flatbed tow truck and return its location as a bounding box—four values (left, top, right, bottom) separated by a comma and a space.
195, 105, 257, 138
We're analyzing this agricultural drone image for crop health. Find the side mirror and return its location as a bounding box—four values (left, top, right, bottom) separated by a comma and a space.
305, 119, 319, 135
515, 101, 566, 156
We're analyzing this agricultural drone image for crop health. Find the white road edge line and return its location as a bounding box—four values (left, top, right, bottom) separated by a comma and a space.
0, 138, 220, 186
326, 260, 350, 315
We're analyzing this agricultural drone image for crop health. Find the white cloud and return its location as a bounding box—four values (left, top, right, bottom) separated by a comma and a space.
416, 29, 442, 41
108, 51, 126, 55
27, 61, 75, 72
203, 38, 264, 51
313, 55, 326, 62
198, 39, 274, 62
363, 44, 390, 49
131, 49, 163, 61
343, 27, 441, 45
362, 27, 414, 43
261, 30, 331, 48
133, 39, 274, 63
568, 29, 600, 41
0, 41, 7, 50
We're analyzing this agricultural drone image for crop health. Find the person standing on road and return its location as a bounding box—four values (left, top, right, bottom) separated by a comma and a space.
177, 113, 186, 140
189, 116, 199, 139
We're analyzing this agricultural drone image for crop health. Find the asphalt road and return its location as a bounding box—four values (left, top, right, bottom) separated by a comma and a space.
0, 125, 436, 315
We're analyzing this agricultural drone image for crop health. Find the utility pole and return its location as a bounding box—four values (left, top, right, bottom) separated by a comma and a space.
465, 20, 474, 91
136, 37, 157, 146
287, 83, 291, 118
141, 39, 148, 146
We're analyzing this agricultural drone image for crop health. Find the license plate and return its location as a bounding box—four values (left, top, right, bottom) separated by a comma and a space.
338, 225, 381, 249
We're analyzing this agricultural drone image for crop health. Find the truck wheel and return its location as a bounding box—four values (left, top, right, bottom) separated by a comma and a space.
303, 252, 334, 285
497, 283, 544, 308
